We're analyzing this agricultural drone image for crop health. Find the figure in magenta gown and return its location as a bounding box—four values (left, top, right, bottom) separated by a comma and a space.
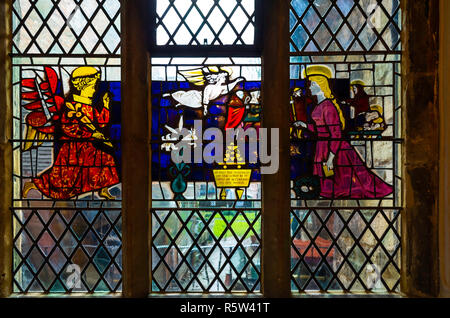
295, 65, 393, 199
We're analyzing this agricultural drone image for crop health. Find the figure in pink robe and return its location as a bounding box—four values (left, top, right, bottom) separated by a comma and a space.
307, 99, 393, 199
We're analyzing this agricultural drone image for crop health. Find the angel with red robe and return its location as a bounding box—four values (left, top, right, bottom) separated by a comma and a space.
22, 66, 119, 200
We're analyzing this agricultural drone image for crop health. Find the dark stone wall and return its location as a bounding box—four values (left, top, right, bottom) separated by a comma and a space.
439, 0, 450, 298
402, 0, 440, 297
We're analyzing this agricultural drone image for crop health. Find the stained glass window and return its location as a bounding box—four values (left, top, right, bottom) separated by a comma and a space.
151, 57, 262, 292
9, 0, 403, 296
12, 0, 122, 293
289, 0, 401, 293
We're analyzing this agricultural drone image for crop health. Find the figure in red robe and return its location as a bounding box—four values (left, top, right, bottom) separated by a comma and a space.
225, 90, 249, 129
22, 66, 119, 200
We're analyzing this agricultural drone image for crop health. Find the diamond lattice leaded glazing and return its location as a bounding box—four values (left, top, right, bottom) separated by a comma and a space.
290, 0, 401, 53
289, 0, 402, 294
11, 0, 122, 294
156, 0, 256, 46
12, 0, 121, 55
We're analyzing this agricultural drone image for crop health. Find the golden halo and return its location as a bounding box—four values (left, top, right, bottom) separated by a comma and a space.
351, 79, 366, 87
303, 65, 333, 79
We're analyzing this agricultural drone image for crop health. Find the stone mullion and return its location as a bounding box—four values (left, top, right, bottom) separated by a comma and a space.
401, 0, 440, 297
121, 0, 152, 298
261, 0, 291, 298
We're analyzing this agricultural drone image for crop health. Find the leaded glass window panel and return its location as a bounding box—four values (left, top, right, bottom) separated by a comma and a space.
289, 0, 401, 293
154, 0, 257, 46
11, 0, 122, 294
12, 0, 121, 55
151, 57, 262, 293
290, 0, 401, 53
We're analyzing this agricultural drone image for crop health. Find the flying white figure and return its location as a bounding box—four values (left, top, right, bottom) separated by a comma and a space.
164, 66, 245, 115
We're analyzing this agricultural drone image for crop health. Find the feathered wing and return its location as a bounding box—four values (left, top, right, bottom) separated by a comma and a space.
21, 67, 64, 151
178, 68, 206, 86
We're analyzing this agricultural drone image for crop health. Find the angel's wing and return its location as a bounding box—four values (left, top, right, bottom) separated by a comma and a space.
21, 67, 64, 151
178, 68, 206, 86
